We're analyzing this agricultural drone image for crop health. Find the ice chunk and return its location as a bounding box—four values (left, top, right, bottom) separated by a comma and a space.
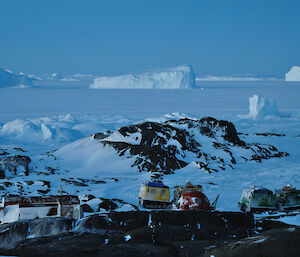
0, 68, 33, 88
240, 95, 281, 120
90, 65, 195, 89
285, 66, 300, 81
0, 119, 42, 142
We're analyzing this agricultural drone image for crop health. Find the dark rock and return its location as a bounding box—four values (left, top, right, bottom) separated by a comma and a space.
93, 131, 112, 140
203, 226, 300, 257
82, 194, 96, 201
37, 189, 50, 194
0, 217, 74, 249
0, 155, 31, 176
100, 117, 287, 174
81, 203, 94, 212
2, 181, 13, 187
1, 232, 177, 257
96, 198, 139, 212
0, 169, 5, 179
61, 178, 88, 187
255, 133, 286, 137
98, 198, 119, 211
1, 211, 296, 257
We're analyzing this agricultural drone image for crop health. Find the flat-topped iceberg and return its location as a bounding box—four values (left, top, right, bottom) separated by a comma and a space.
0, 68, 33, 88
285, 66, 300, 81
90, 65, 196, 89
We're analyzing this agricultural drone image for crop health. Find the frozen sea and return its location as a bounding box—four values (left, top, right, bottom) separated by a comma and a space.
0, 81, 300, 122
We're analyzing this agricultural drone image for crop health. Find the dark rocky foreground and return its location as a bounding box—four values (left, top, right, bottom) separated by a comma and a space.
0, 211, 298, 257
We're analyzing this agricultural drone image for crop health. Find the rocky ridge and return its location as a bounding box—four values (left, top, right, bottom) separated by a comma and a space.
100, 117, 288, 174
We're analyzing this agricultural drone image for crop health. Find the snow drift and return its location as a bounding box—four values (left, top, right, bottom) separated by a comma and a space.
0, 68, 33, 88
285, 66, 300, 81
240, 95, 281, 120
90, 65, 196, 89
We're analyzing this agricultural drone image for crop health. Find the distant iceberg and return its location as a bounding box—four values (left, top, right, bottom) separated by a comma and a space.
240, 95, 281, 120
0, 68, 33, 88
196, 75, 280, 82
90, 65, 196, 89
285, 66, 300, 81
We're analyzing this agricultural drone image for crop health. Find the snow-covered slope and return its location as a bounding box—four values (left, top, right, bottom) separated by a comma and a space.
90, 65, 196, 89
0, 68, 33, 88
285, 66, 300, 81
54, 117, 288, 177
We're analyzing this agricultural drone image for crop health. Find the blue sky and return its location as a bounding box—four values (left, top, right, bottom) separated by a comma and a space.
0, 0, 300, 76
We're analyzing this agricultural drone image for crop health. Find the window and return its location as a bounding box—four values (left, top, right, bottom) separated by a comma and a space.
151, 189, 156, 194
161, 190, 165, 195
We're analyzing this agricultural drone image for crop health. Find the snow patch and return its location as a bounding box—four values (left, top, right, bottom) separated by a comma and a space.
54, 136, 135, 177
90, 65, 195, 89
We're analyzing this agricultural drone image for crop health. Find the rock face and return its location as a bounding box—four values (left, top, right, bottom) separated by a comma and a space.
203, 226, 300, 257
0, 217, 73, 249
100, 117, 288, 174
0, 211, 297, 257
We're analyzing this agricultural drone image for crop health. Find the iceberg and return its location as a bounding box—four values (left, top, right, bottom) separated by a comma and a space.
0, 68, 33, 88
285, 66, 300, 81
240, 95, 281, 120
90, 65, 196, 89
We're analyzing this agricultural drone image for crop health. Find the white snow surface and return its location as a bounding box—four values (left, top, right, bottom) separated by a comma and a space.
240, 95, 282, 120
90, 65, 195, 89
0, 81, 300, 225
285, 66, 300, 81
0, 68, 33, 88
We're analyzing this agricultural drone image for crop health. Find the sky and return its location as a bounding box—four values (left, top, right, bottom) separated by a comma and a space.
0, 0, 300, 77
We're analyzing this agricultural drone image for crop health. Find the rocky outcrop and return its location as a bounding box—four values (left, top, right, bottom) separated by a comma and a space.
0, 211, 297, 257
203, 226, 300, 257
99, 117, 288, 174
0, 217, 73, 249
0, 153, 31, 178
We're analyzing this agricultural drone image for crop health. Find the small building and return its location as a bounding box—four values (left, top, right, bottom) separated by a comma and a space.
0, 195, 82, 224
